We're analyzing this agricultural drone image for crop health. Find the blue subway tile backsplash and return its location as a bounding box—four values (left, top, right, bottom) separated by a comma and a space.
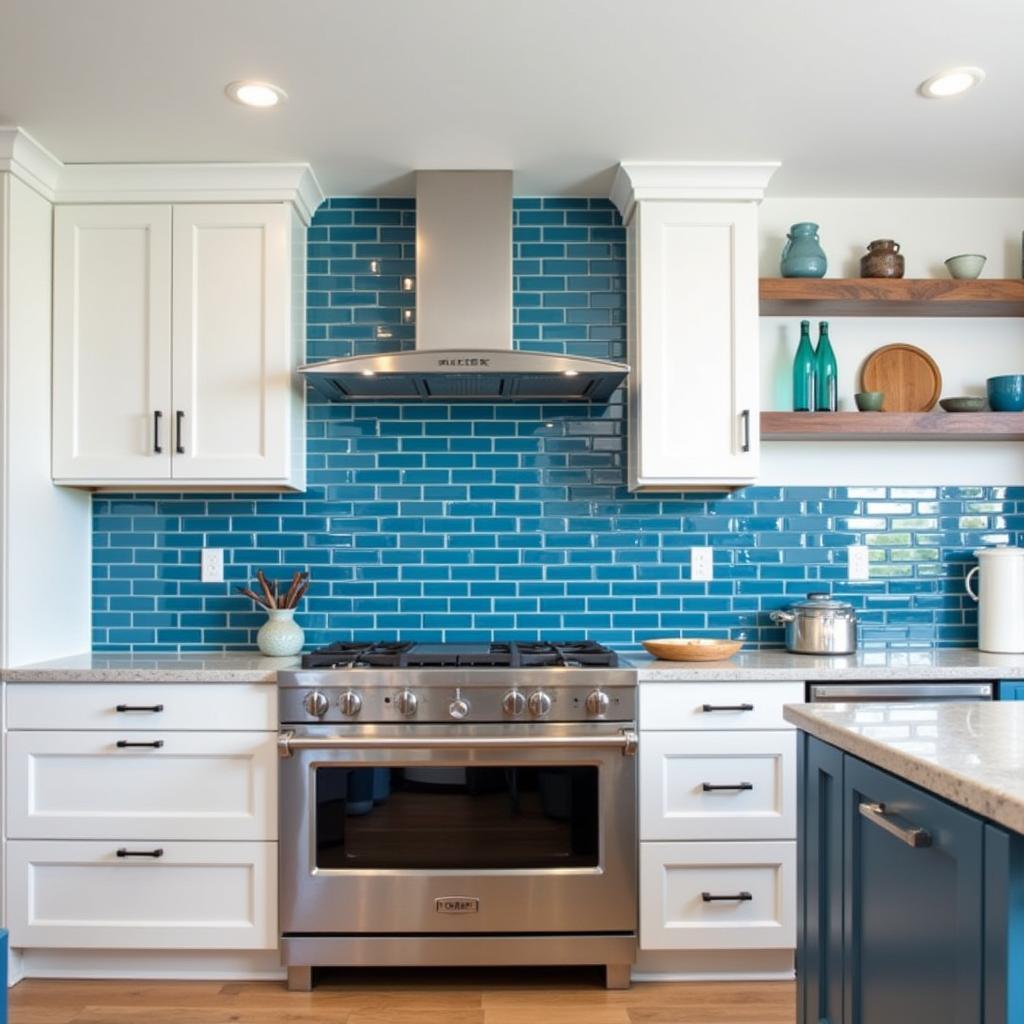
92, 198, 1003, 652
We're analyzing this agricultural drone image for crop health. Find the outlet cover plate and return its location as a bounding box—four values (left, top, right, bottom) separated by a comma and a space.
201, 548, 224, 583
691, 546, 714, 582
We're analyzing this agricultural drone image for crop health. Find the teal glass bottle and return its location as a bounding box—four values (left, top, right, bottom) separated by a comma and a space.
792, 320, 816, 411
815, 321, 838, 412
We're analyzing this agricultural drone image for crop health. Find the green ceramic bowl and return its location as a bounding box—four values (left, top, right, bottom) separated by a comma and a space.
939, 397, 986, 413
855, 391, 885, 412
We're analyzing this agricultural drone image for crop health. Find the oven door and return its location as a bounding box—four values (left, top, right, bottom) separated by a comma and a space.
279, 723, 637, 936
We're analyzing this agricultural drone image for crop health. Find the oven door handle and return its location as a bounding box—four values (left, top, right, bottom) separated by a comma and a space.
277, 729, 638, 758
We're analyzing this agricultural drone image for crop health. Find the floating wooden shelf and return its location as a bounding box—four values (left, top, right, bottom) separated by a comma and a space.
759, 278, 1024, 317
761, 411, 1024, 441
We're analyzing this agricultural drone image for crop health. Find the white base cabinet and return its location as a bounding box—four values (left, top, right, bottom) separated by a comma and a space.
638, 678, 802, 959
4, 682, 278, 952
52, 202, 305, 490
7, 840, 276, 950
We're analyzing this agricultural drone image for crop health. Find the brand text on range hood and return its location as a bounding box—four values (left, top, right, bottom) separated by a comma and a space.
299, 171, 629, 402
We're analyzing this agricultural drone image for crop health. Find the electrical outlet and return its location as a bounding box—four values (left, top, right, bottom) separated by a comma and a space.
848, 544, 870, 582
201, 548, 224, 583
691, 546, 714, 582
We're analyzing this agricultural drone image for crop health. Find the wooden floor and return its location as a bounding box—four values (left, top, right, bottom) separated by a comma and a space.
9, 968, 796, 1024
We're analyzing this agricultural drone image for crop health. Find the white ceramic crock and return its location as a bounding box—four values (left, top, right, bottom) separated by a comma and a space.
966, 546, 1024, 653
257, 608, 305, 657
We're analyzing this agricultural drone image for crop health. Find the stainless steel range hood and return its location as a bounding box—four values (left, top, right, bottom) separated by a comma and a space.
299, 171, 629, 402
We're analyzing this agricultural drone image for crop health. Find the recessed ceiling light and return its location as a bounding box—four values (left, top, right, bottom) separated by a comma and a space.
225, 80, 287, 108
918, 66, 985, 99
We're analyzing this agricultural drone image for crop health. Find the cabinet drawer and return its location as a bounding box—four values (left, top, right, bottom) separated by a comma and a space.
640, 681, 804, 731
640, 841, 796, 950
6, 840, 277, 950
640, 730, 796, 841
7, 731, 276, 840
6, 683, 276, 731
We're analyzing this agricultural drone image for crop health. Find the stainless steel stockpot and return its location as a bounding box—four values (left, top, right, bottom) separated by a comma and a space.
769, 592, 858, 655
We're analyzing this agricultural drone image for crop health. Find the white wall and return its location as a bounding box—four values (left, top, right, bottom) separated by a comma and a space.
757, 197, 1024, 485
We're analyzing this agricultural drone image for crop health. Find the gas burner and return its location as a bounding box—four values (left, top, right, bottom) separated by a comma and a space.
299, 640, 618, 670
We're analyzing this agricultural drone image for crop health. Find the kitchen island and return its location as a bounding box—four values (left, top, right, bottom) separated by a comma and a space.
784, 701, 1024, 1024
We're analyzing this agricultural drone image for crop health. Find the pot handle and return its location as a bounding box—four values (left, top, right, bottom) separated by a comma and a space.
965, 566, 980, 602
769, 609, 795, 624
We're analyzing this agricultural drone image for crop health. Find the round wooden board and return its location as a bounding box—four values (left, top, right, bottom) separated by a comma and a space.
861, 343, 942, 411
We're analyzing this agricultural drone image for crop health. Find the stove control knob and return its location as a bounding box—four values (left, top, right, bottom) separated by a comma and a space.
396, 689, 419, 717
448, 697, 471, 720
338, 690, 362, 717
502, 690, 526, 717
585, 689, 611, 717
528, 690, 552, 718
303, 691, 329, 718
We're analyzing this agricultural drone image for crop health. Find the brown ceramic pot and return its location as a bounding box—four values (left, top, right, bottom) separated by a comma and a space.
860, 239, 905, 278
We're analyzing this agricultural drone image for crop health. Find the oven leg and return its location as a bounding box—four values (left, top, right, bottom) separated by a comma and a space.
287, 966, 313, 992
605, 963, 631, 990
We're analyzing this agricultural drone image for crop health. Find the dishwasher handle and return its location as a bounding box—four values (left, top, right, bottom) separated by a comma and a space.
278, 729, 638, 758
809, 682, 994, 702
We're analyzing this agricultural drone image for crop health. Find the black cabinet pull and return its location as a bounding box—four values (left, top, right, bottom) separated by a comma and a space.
115, 704, 165, 713
702, 891, 753, 902
153, 411, 163, 454
175, 410, 185, 454
702, 703, 754, 712
116, 848, 164, 859
702, 782, 754, 792
741, 409, 751, 452
115, 739, 164, 749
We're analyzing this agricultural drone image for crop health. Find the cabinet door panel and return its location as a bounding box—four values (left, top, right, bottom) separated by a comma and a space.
7, 731, 276, 840
844, 756, 984, 1024
53, 205, 172, 480
629, 200, 759, 489
800, 736, 844, 1024
640, 681, 804, 731
171, 204, 292, 481
640, 730, 795, 841
6, 840, 276, 949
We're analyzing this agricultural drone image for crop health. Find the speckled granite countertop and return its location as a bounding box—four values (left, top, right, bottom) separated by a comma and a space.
626, 648, 1024, 681
784, 701, 1024, 834
3, 652, 298, 682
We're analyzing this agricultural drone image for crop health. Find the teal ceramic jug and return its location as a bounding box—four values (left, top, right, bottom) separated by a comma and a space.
780, 222, 827, 278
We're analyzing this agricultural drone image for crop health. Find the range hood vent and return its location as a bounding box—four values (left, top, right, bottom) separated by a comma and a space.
299, 171, 628, 403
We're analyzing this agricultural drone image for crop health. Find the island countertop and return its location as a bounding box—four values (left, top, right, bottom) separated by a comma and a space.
784, 701, 1024, 834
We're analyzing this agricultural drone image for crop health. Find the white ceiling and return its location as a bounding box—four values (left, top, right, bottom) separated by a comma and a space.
1, 0, 1021, 197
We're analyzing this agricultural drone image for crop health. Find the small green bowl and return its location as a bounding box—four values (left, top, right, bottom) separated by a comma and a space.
855, 391, 885, 412
939, 397, 986, 413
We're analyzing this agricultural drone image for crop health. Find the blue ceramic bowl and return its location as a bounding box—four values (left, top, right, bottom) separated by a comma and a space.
987, 375, 1024, 412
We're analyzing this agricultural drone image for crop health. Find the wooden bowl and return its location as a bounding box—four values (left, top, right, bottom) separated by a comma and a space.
642, 637, 744, 662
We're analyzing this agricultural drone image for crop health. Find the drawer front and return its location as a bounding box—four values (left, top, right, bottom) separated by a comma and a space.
640, 681, 804, 731
6, 683, 276, 731
6, 840, 277, 950
7, 731, 276, 840
640, 730, 796, 841
640, 840, 796, 950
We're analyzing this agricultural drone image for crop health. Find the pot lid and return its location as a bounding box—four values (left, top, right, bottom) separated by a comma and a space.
790, 592, 858, 617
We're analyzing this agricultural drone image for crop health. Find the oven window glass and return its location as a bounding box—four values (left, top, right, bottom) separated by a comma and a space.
314, 766, 600, 869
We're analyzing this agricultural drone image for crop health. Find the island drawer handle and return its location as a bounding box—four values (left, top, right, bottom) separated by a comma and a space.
702, 891, 753, 902
115, 740, 164, 749
702, 703, 754, 712
702, 782, 754, 792
116, 848, 164, 859
859, 801, 932, 848
115, 704, 165, 713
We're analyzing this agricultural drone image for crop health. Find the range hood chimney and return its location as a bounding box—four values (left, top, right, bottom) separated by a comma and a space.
299, 171, 629, 402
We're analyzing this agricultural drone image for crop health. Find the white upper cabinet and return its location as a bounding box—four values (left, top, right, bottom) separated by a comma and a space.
611, 162, 778, 491
53, 202, 305, 489
53, 205, 173, 480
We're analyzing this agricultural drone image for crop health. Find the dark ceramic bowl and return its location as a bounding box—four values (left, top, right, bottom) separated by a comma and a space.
939, 397, 986, 413
987, 375, 1024, 412
854, 391, 885, 411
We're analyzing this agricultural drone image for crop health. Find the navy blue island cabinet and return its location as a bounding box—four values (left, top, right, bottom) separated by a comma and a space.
798, 735, 1024, 1024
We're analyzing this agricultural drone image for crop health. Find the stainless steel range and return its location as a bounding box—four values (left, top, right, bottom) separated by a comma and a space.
278, 641, 637, 990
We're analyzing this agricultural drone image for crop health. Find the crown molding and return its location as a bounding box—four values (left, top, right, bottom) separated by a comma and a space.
610, 161, 781, 221
0, 127, 325, 222
0, 127, 63, 200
